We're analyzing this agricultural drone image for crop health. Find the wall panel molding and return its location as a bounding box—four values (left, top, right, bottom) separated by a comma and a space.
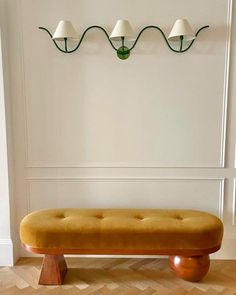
18, 0, 29, 166
221, 0, 233, 167
21, 0, 232, 169
25, 162, 225, 169
233, 178, 236, 225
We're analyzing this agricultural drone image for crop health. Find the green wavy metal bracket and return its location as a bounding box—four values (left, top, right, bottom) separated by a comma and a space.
39, 25, 209, 60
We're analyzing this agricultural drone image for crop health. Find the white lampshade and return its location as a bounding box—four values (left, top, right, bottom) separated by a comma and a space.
110, 19, 135, 41
168, 19, 195, 41
52, 20, 78, 41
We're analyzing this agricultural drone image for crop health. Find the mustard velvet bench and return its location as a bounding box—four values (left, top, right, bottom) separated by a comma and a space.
20, 208, 223, 285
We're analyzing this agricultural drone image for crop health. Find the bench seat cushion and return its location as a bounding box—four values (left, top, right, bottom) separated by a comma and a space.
20, 209, 223, 253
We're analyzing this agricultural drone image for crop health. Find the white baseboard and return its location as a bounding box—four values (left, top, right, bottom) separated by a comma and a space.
0, 238, 14, 266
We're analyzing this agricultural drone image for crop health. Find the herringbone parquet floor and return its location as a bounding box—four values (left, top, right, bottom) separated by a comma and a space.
0, 258, 235, 294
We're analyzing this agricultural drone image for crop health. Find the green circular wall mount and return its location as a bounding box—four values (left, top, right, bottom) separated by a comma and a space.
117, 46, 130, 60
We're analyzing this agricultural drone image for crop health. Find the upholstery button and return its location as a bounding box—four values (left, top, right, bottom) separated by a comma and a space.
135, 216, 144, 220
94, 215, 104, 219
175, 216, 183, 220
56, 214, 65, 219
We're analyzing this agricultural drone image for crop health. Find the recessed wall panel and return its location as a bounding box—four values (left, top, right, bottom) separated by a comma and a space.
28, 178, 224, 218
20, 0, 229, 167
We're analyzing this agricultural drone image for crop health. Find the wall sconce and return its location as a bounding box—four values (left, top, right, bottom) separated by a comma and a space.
39, 19, 209, 60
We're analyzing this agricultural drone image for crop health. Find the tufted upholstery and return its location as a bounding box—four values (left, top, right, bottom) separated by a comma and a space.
20, 209, 223, 254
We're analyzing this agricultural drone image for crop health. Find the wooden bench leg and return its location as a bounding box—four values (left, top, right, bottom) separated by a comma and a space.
39, 254, 67, 285
169, 255, 210, 282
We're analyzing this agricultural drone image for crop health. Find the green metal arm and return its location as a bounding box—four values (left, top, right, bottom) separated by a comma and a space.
39, 24, 209, 58
179, 25, 210, 52
129, 25, 209, 53
38, 26, 118, 53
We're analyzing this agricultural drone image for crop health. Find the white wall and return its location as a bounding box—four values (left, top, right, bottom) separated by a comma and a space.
0, 0, 14, 266
3, 0, 236, 260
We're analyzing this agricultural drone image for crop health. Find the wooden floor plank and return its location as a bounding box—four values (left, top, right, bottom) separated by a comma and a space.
0, 258, 234, 294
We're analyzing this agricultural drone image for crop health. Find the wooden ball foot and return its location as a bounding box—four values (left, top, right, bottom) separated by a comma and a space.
169, 255, 210, 282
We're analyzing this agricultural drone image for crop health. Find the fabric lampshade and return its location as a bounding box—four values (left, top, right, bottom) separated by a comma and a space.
168, 19, 195, 41
110, 20, 135, 41
53, 20, 78, 41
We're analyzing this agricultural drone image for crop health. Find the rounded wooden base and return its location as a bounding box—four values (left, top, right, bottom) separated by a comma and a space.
169, 255, 210, 282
